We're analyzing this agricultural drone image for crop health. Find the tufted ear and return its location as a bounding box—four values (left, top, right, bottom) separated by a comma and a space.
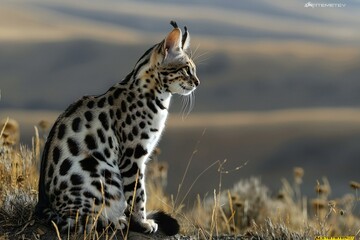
164, 27, 182, 59
182, 26, 190, 52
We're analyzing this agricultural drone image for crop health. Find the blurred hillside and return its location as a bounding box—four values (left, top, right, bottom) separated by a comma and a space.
1, 0, 360, 111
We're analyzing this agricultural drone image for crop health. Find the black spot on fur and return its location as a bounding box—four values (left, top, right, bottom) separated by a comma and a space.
85, 134, 97, 150
134, 144, 147, 159
128, 133, 134, 141
98, 112, 109, 130
141, 133, 149, 139
108, 96, 114, 106
109, 109, 114, 119
147, 100, 158, 113
137, 100, 144, 107
96, 129, 106, 143
122, 131, 127, 143
70, 174, 83, 185
67, 138, 79, 156
139, 122, 146, 129
80, 156, 99, 173
124, 148, 134, 157
72, 117, 81, 132
125, 115, 132, 124
108, 137, 113, 149
127, 96, 133, 103
97, 97, 106, 108
57, 124, 66, 140
85, 111, 93, 122
59, 158, 72, 176
113, 88, 123, 99
132, 126, 139, 136
87, 100, 95, 109
53, 147, 61, 164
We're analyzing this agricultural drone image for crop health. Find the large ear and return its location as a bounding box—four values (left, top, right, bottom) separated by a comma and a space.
182, 26, 190, 52
164, 28, 182, 57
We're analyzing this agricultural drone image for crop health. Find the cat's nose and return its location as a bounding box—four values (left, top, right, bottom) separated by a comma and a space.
193, 76, 200, 86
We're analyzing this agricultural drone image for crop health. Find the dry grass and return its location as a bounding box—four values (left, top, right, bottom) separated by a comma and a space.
0, 117, 360, 239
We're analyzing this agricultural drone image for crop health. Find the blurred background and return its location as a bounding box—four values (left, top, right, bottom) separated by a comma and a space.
1, 0, 360, 202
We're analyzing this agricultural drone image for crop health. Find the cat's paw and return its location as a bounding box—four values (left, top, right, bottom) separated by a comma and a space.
117, 216, 128, 230
140, 219, 158, 233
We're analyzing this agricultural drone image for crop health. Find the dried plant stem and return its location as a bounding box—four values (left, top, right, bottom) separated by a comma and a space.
125, 170, 140, 240
51, 221, 62, 240
0, 117, 9, 139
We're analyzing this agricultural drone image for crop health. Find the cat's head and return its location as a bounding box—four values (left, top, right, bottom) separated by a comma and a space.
155, 21, 200, 96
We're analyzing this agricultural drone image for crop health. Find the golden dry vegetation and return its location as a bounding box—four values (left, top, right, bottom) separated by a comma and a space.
0, 117, 359, 240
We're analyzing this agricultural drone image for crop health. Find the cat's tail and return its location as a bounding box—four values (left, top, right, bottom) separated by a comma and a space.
129, 211, 180, 236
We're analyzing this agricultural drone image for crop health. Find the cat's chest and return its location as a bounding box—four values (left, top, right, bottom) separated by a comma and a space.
143, 101, 169, 142
143, 98, 170, 148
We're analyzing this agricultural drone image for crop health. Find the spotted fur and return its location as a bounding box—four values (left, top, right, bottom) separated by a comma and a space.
35, 21, 199, 235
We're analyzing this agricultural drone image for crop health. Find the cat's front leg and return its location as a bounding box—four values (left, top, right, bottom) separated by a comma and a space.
122, 161, 158, 233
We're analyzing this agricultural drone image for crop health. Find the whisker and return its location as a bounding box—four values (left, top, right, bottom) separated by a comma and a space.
190, 43, 210, 65
181, 92, 195, 120
180, 95, 188, 119
193, 51, 210, 64
191, 44, 201, 59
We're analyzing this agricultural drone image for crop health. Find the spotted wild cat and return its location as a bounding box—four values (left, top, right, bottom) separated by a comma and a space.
35, 21, 199, 235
